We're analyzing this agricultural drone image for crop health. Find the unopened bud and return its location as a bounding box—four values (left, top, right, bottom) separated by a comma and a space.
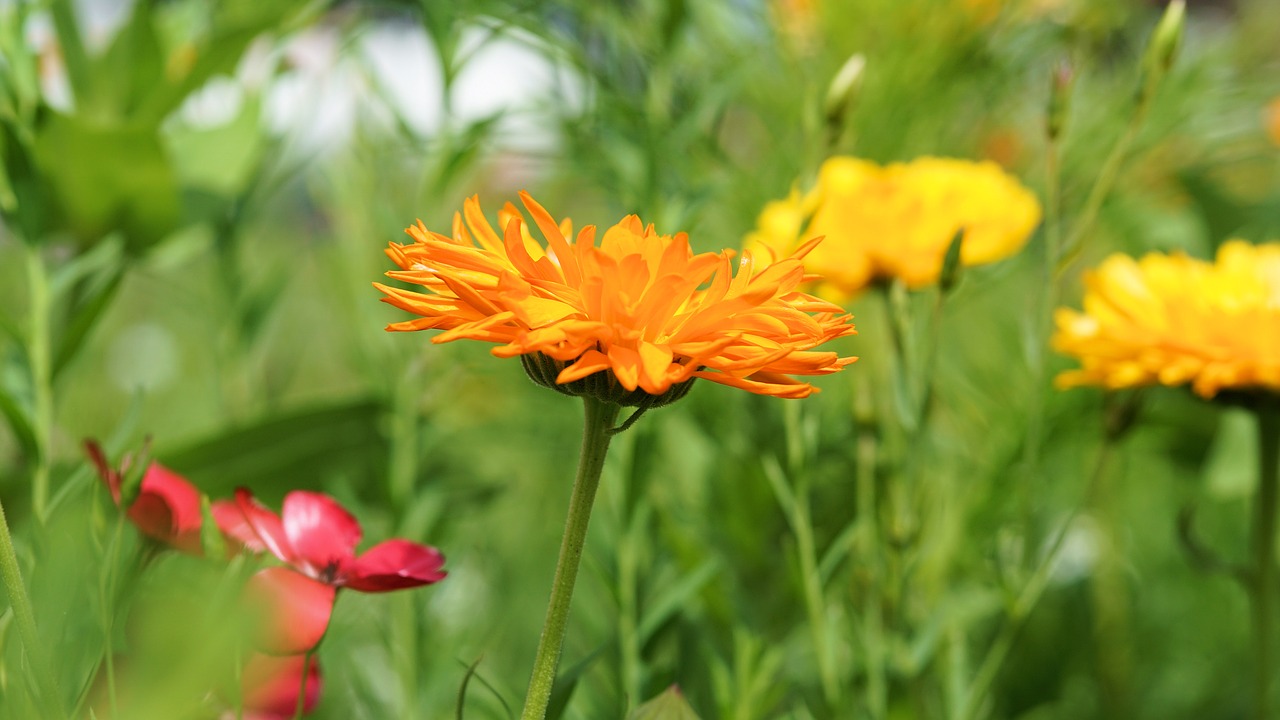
1137, 0, 1185, 106
824, 53, 867, 133
1047, 61, 1074, 141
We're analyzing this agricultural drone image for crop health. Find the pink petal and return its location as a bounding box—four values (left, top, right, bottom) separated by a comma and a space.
125, 493, 177, 545
342, 539, 447, 592
281, 492, 361, 571
246, 568, 335, 655
235, 488, 296, 564
140, 464, 204, 536
211, 499, 265, 553
240, 652, 322, 718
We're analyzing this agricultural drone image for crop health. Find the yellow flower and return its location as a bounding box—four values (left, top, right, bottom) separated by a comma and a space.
745, 156, 1041, 299
1053, 241, 1280, 398
375, 193, 857, 401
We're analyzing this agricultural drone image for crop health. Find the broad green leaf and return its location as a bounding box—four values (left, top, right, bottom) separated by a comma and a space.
166, 95, 265, 198
32, 113, 181, 253
627, 686, 702, 720
161, 400, 388, 498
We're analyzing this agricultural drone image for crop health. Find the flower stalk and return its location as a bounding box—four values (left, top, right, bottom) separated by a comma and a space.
0, 498, 65, 719
521, 395, 621, 720
25, 242, 53, 521
1252, 397, 1279, 720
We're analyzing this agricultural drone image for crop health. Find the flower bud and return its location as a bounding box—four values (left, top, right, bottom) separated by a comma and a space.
824, 53, 866, 136
938, 228, 965, 294
1047, 60, 1074, 141
1137, 0, 1184, 107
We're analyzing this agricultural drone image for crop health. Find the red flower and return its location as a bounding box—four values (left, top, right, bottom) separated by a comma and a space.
85, 440, 203, 554
234, 652, 322, 720
229, 489, 447, 653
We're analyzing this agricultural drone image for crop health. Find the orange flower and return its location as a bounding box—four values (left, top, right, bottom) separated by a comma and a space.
375, 193, 857, 400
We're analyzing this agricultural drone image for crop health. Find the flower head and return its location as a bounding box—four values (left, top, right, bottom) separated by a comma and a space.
375, 193, 856, 401
745, 156, 1041, 298
85, 440, 204, 554
1053, 240, 1280, 398
228, 489, 447, 653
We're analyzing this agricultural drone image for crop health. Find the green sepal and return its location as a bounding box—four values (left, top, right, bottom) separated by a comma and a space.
118, 440, 153, 510
200, 496, 227, 561
938, 228, 965, 295
627, 685, 702, 720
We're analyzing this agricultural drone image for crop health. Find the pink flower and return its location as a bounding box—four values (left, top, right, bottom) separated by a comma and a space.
85, 440, 204, 554
228, 489, 447, 654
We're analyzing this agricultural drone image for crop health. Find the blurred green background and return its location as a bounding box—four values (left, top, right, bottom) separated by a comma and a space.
2, 0, 1280, 718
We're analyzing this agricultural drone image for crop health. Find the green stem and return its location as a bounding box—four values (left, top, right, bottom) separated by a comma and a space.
0, 499, 65, 719
795, 480, 839, 708
25, 243, 52, 521
520, 396, 621, 720
293, 648, 314, 720
854, 370, 886, 720
1019, 133, 1064, 569
1252, 399, 1279, 720
957, 425, 1118, 720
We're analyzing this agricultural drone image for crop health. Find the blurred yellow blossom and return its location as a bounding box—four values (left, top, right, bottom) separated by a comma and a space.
745, 156, 1041, 299
1053, 241, 1280, 398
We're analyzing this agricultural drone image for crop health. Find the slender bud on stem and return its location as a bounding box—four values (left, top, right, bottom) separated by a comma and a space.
1137, 0, 1185, 108
824, 53, 866, 143
938, 229, 966, 295
1047, 60, 1074, 142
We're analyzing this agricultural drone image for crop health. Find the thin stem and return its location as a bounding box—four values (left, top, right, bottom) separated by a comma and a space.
1251, 398, 1279, 720
0, 499, 65, 719
293, 648, 314, 720
957, 424, 1118, 720
25, 243, 52, 521
520, 396, 621, 720
854, 369, 886, 720
1019, 133, 1064, 567
794, 480, 839, 708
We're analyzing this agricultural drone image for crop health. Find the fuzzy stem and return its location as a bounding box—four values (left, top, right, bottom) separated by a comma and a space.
521, 396, 621, 720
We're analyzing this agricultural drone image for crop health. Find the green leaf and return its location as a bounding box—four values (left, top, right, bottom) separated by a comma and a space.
627, 685, 702, 720
637, 558, 720, 643
0, 382, 37, 462
167, 95, 266, 198
52, 264, 125, 381
161, 400, 388, 498
32, 113, 181, 253
85, 1, 164, 118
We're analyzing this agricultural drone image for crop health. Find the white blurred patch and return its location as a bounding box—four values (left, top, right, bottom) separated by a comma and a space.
1047, 514, 1102, 585
75, 0, 133, 53
359, 22, 444, 137
177, 75, 244, 130
107, 323, 178, 392
450, 24, 584, 152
